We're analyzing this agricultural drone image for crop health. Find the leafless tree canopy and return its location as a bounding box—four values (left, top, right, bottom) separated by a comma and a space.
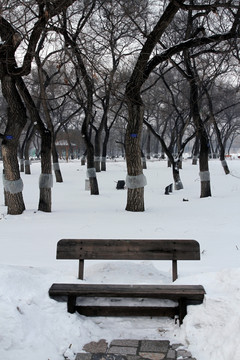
0, 0, 240, 213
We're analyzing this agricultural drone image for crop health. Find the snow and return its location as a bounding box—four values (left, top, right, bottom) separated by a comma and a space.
0, 158, 240, 360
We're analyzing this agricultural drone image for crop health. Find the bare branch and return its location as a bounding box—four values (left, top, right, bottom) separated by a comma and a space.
145, 30, 239, 79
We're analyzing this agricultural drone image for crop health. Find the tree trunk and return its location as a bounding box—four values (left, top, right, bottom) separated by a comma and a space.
5, 192, 25, 215
184, 49, 211, 198
154, 139, 159, 156
142, 156, 147, 170
218, 141, 230, 174
101, 128, 110, 172
2, 169, 7, 207
220, 157, 230, 175
38, 130, 52, 212
126, 188, 144, 211
172, 161, 183, 190
192, 156, 198, 165
198, 130, 211, 198
101, 140, 107, 172
123, 0, 184, 211
24, 159, 31, 175
15, 76, 53, 211
19, 158, 24, 172
125, 97, 145, 212
141, 149, 147, 170
94, 158, 101, 172
82, 118, 99, 195
192, 137, 199, 165
2, 144, 25, 214
52, 134, 63, 183
144, 119, 185, 190
24, 130, 34, 175
101, 159, 106, 171
178, 157, 182, 170
203, 86, 230, 175
22, 122, 34, 175
146, 129, 151, 159
87, 143, 99, 195
1, 75, 26, 214
81, 155, 86, 166
94, 130, 101, 173
19, 142, 24, 172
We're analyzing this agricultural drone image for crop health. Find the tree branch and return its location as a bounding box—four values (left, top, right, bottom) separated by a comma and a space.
170, 0, 239, 11
0, 0, 78, 76
145, 30, 239, 79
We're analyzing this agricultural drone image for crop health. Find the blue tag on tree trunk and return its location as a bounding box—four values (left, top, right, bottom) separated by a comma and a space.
6, 135, 13, 140
130, 133, 137, 138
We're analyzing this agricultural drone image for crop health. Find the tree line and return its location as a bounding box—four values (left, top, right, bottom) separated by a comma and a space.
0, 0, 240, 214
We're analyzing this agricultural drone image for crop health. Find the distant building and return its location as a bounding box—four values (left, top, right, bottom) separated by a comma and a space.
55, 140, 78, 160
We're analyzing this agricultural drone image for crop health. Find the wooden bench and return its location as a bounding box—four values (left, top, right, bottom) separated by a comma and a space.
49, 239, 205, 324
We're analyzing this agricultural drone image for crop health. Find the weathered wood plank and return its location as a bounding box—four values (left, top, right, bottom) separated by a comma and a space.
49, 284, 205, 302
75, 305, 178, 318
49, 283, 204, 324
56, 239, 200, 260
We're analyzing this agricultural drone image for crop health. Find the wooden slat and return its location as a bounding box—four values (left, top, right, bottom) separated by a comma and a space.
172, 260, 178, 282
49, 283, 205, 302
75, 305, 178, 318
56, 239, 200, 261
78, 260, 84, 280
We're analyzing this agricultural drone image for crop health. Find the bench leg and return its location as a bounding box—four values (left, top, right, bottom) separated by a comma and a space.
67, 296, 77, 313
78, 260, 84, 280
172, 260, 178, 282
179, 298, 187, 325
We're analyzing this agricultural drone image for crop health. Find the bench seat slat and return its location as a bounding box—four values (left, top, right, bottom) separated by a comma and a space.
49, 283, 205, 301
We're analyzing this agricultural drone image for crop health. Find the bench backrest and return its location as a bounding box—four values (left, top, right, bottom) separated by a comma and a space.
57, 239, 200, 260
56, 239, 200, 281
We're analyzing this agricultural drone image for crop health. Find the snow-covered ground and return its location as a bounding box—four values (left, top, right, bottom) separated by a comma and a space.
0, 158, 240, 360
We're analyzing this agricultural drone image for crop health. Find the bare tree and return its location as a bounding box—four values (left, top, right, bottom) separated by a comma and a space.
54, 1, 101, 194
0, 0, 77, 214
124, 0, 240, 210
19, 122, 35, 174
